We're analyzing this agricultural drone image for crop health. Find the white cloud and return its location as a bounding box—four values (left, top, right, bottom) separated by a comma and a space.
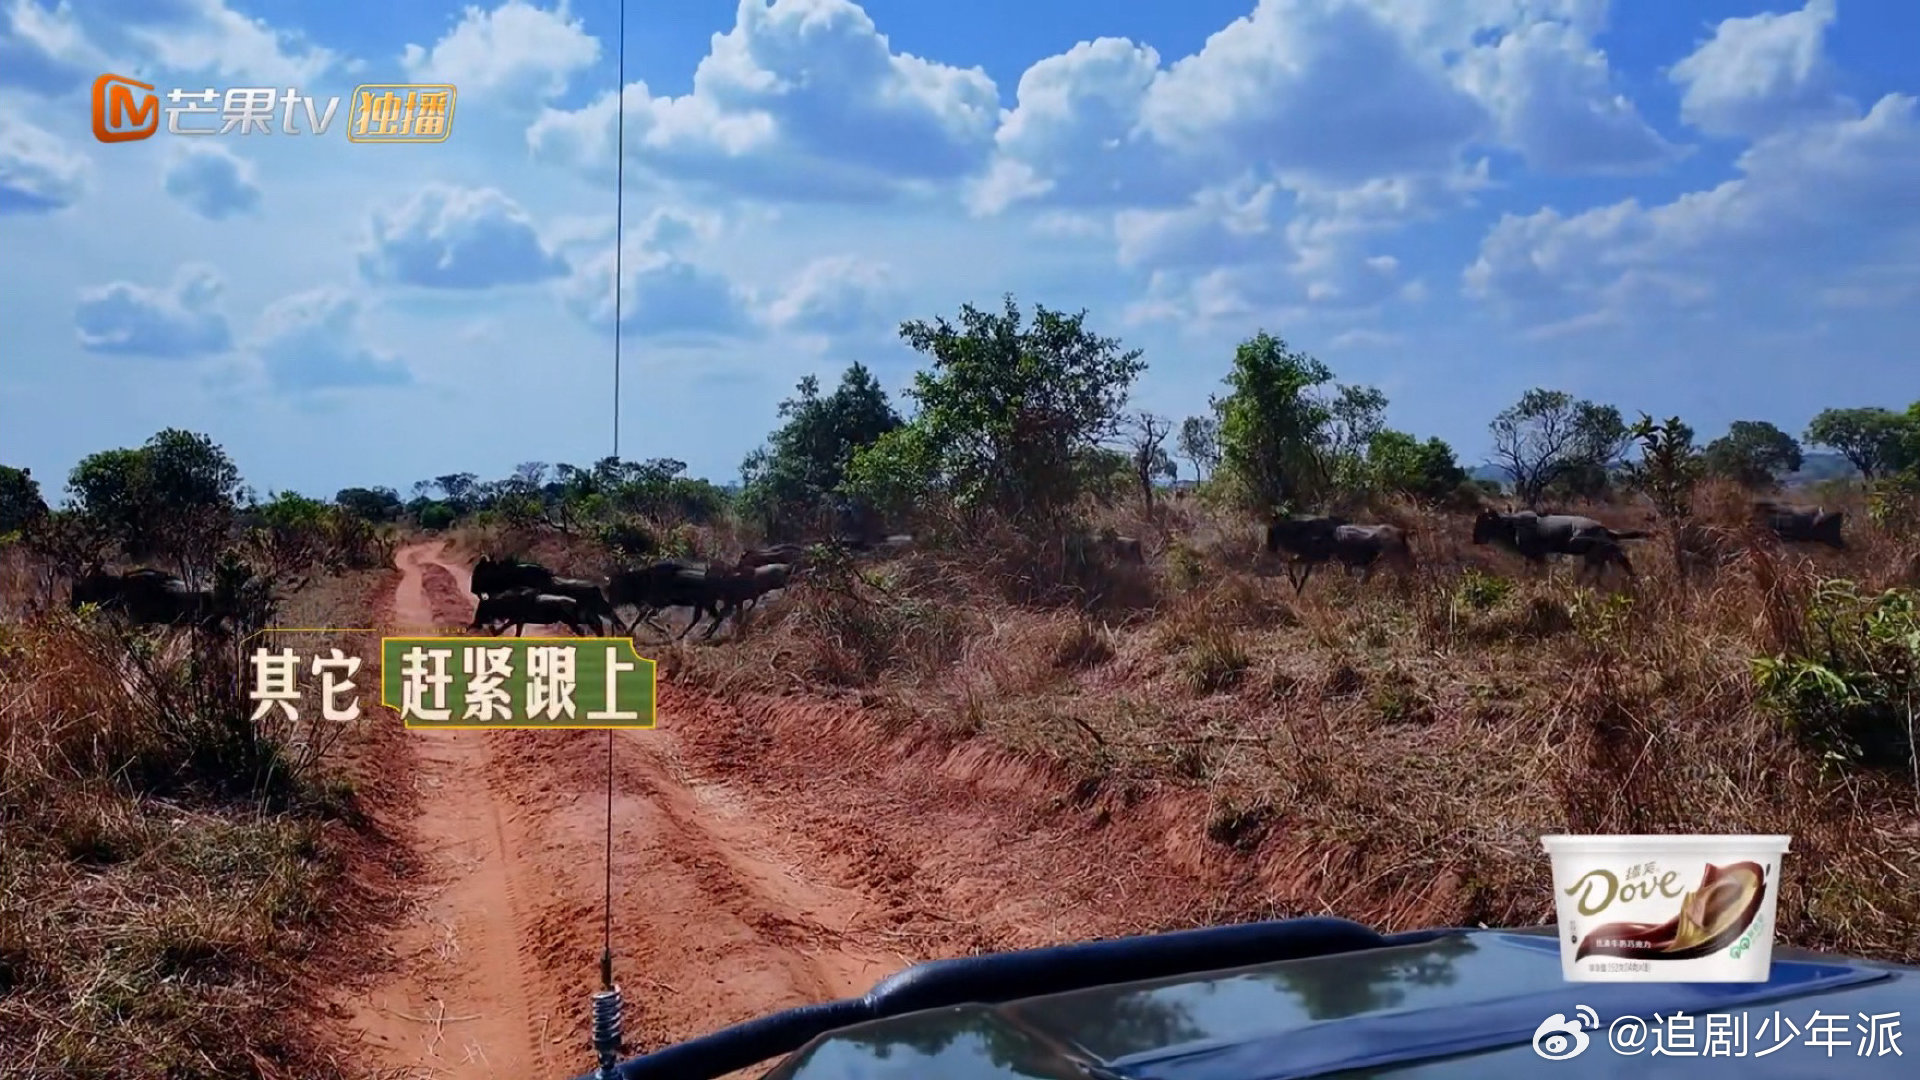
528, 0, 1000, 200
402, 0, 600, 104
0, 0, 107, 95
1113, 179, 1284, 270
358, 184, 568, 289
1457, 17, 1678, 173
0, 108, 88, 213
161, 142, 260, 220
1464, 93, 1920, 332
1670, 0, 1849, 139
110, 0, 336, 86
763, 255, 897, 334
249, 287, 411, 391
75, 263, 232, 357
0, 0, 334, 95
559, 238, 755, 339
1141, 0, 1487, 183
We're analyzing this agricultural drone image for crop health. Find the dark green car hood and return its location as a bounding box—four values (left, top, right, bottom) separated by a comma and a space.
758, 929, 1915, 1079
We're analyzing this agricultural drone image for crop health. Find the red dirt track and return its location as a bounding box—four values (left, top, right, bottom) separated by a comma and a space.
328, 540, 1259, 1079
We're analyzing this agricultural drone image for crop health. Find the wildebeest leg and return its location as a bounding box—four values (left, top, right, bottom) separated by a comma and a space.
1289, 560, 1312, 594
700, 601, 733, 640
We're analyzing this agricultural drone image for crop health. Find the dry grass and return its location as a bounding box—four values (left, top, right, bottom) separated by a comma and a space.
0, 568, 390, 1080
669, 487, 1920, 963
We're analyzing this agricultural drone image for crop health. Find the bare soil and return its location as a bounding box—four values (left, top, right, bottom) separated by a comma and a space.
326, 540, 1238, 1079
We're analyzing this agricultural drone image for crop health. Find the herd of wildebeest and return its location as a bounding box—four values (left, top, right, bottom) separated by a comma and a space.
44, 498, 1851, 639
1263, 500, 1849, 593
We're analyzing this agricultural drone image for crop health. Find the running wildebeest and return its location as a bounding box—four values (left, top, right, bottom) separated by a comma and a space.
470, 555, 554, 597
469, 588, 597, 637
736, 543, 808, 572
537, 577, 623, 635
1753, 502, 1846, 550
470, 555, 621, 633
1471, 509, 1645, 582
1265, 516, 1414, 593
70, 567, 226, 632
716, 562, 794, 616
606, 558, 738, 641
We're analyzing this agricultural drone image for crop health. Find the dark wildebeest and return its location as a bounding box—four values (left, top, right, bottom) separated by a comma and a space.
606, 559, 738, 641
736, 543, 809, 572
715, 562, 794, 617
469, 588, 596, 637
1471, 509, 1646, 582
470, 556, 621, 633
70, 567, 226, 632
534, 577, 622, 635
470, 555, 555, 597
1264, 516, 1414, 593
1754, 502, 1846, 550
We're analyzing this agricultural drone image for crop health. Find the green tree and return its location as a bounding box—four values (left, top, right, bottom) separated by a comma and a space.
1320, 383, 1389, 490
1176, 415, 1220, 481
1701, 420, 1803, 488
1804, 407, 1909, 480
858, 295, 1145, 526
1489, 389, 1630, 507
742, 363, 902, 536
335, 485, 403, 522
1367, 430, 1469, 502
67, 429, 241, 569
0, 465, 47, 537
1212, 331, 1333, 513
1622, 414, 1702, 523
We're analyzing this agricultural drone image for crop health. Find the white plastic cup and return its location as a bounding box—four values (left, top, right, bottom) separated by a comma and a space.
1540, 834, 1791, 982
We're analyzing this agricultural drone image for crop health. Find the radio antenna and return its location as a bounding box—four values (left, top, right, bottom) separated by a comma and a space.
590, 4, 629, 1078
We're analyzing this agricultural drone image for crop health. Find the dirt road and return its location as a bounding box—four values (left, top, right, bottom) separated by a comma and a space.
332, 540, 950, 1080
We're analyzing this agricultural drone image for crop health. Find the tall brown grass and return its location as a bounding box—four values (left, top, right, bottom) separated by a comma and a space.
0, 578, 381, 1080
665, 485, 1920, 962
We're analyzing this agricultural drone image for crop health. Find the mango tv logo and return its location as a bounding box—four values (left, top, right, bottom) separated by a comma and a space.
92, 73, 159, 143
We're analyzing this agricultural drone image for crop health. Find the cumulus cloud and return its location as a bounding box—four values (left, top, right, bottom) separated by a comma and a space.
250, 287, 411, 391
161, 142, 260, 220
1456, 17, 1678, 173
75, 263, 233, 357
358, 184, 568, 289
763, 255, 897, 334
1, 0, 333, 95
976, 0, 1667, 221
528, 0, 1000, 200
1463, 92, 1920, 333
0, 0, 106, 95
402, 0, 600, 104
114, 0, 334, 85
0, 108, 87, 213
559, 239, 754, 339
1670, 0, 1850, 139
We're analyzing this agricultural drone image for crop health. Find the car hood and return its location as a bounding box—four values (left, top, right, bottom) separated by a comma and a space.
759, 928, 1915, 1078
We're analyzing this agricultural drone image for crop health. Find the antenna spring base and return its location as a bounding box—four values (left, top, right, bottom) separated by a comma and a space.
592, 986, 624, 1079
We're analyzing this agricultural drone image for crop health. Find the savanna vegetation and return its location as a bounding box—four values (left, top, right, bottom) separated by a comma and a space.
3, 293, 1919, 1077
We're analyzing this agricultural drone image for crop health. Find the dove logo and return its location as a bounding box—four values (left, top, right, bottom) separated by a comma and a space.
1532, 1005, 1600, 1060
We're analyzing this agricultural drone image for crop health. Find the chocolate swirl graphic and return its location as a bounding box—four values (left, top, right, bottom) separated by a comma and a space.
1574, 861, 1769, 962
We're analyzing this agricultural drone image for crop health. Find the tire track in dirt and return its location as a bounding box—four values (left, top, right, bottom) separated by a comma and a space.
337, 540, 954, 1078
337, 539, 555, 1080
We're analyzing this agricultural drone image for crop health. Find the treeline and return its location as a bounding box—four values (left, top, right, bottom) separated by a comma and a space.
4, 294, 1919, 572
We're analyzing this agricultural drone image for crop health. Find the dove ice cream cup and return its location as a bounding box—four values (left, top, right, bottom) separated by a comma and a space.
1541, 834, 1791, 982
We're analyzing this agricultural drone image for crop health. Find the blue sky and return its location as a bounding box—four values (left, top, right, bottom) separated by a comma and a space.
1, 0, 1915, 498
